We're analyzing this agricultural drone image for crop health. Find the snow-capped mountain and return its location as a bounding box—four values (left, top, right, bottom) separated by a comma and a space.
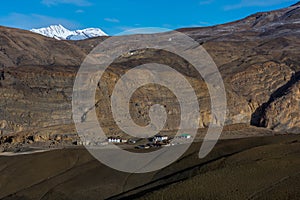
30, 24, 107, 40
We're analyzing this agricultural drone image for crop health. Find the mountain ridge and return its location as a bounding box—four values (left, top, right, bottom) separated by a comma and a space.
0, 3, 299, 148
30, 24, 107, 40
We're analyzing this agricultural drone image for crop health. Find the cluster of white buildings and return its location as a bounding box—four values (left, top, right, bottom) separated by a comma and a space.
78, 133, 192, 147
153, 134, 192, 143
107, 137, 127, 143
153, 135, 169, 143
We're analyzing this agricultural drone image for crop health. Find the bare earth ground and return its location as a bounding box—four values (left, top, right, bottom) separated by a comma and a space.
0, 129, 299, 200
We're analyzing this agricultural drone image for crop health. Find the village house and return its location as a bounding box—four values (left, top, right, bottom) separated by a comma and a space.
153, 135, 168, 143
179, 133, 192, 139
107, 137, 127, 143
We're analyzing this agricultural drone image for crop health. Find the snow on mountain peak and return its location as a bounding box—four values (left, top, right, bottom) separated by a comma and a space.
30, 24, 107, 40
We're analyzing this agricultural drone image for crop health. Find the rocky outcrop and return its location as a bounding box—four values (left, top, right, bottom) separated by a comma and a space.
0, 66, 76, 134
262, 79, 300, 133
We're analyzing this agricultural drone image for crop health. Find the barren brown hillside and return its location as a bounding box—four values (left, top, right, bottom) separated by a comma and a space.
0, 2, 299, 148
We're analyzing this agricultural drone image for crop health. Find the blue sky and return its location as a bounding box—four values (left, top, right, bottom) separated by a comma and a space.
0, 0, 298, 35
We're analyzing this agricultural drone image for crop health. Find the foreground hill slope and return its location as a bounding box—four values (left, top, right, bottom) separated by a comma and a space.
0, 135, 299, 199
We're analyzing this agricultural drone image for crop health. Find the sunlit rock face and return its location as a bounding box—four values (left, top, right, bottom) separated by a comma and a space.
0, 3, 300, 147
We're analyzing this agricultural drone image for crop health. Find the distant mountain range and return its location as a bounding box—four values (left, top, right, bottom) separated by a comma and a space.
30, 24, 107, 40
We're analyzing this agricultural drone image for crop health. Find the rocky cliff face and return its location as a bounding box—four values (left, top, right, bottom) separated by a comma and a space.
263, 78, 300, 133
0, 3, 299, 147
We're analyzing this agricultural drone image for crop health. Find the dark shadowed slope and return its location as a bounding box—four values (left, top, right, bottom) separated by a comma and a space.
0, 134, 299, 200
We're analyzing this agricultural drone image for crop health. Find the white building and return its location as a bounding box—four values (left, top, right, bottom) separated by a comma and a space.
107, 137, 127, 143
153, 135, 168, 143
179, 134, 192, 139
